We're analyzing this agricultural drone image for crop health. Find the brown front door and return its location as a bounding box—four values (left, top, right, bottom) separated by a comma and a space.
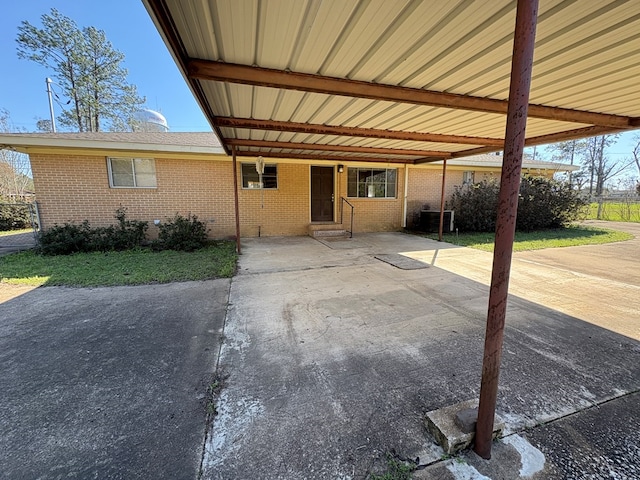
311, 166, 334, 222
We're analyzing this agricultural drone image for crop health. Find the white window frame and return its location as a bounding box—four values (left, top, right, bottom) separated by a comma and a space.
241, 163, 278, 189
107, 157, 157, 188
347, 168, 397, 199
463, 171, 475, 185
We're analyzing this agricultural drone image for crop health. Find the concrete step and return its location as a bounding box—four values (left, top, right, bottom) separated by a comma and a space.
308, 223, 349, 238
312, 229, 348, 238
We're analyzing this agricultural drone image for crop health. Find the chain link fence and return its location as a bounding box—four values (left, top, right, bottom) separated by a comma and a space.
589, 196, 640, 222
0, 203, 39, 254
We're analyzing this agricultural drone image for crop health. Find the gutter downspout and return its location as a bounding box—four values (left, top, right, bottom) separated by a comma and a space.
402, 165, 409, 228
232, 146, 241, 254
438, 159, 447, 241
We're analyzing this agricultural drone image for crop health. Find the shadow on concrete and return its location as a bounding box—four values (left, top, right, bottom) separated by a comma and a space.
202, 233, 639, 479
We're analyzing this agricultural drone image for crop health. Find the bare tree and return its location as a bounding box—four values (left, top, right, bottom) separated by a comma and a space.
580, 135, 634, 197
547, 139, 586, 187
632, 135, 640, 176
0, 109, 33, 200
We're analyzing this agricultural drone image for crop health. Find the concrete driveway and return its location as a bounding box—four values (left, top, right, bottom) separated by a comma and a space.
202, 227, 639, 479
0, 280, 229, 479
1, 222, 637, 479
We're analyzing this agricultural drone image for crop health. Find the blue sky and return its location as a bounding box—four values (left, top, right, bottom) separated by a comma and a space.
0, 0, 210, 132
0, 1, 637, 175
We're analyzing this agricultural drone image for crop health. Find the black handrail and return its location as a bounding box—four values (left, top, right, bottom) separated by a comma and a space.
340, 197, 354, 238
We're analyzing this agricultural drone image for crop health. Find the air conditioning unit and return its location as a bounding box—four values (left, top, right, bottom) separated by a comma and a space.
418, 210, 454, 233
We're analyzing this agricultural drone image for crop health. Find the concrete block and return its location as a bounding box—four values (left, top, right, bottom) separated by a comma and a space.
455, 407, 478, 433
425, 399, 504, 454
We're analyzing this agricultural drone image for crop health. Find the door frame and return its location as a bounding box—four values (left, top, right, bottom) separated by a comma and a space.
309, 165, 336, 222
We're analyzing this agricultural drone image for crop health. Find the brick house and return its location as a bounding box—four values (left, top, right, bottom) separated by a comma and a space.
0, 131, 575, 239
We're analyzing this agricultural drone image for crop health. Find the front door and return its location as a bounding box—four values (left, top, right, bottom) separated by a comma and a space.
311, 166, 334, 222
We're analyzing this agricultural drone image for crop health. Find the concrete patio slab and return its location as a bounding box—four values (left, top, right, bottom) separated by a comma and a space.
201, 231, 640, 479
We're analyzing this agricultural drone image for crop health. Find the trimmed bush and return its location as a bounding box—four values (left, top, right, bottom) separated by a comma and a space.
447, 179, 500, 233
448, 177, 587, 233
89, 207, 148, 251
38, 207, 148, 255
38, 221, 93, 255
153, 214, 209, 252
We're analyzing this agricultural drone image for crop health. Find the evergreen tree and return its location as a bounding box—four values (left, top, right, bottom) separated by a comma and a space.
16, 9, 144, 132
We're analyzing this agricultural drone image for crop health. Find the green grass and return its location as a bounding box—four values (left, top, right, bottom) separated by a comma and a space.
422, 225, 633, 252
586, 202, 640, 223
0, 228, 33, 237
0, 241, 237, 287
369, 455, 416, 480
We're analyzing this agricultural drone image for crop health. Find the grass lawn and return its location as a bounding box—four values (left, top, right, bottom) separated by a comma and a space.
0, 241, 237, 287
0, 228, 33, 237
585, 202, 640, 223
421, 225, 633, 252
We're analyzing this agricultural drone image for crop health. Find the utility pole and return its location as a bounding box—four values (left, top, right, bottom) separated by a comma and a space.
46, 77, 56, 133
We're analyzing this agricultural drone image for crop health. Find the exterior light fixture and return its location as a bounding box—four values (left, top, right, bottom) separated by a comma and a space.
337, 164, 344, 173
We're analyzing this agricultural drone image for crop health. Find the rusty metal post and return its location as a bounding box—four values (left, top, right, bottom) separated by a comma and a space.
474, 0, 538, 459
232, 146, 242, 254
438, 159, 447, 242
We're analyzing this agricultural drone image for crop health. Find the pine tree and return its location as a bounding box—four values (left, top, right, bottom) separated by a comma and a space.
16, 9, 145, 132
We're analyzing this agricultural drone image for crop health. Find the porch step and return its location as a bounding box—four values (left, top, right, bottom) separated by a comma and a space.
308, 223, 349, 238
312, 229, 348, 238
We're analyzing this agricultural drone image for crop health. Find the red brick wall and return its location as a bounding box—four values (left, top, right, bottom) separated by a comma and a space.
335, 166, 406, 233
30, 153, 509, 238
406, 167, 497, 228
30, 153, 237, 238
238, 162, 310, 237
30, 154, 317, 238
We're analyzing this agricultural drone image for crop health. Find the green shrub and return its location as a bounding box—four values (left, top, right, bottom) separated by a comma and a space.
38, 207, 148, 255
89, 207, 148, 251
448, 179, 500, 232
448, 177, 587, 233
0, 203, 34, 231
153, 214, 209, 252
516, 177, 586, 231
38, 221, 93, 255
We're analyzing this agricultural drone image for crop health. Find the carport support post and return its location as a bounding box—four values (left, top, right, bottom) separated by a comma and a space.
232, 146, 242, 254
438, 158, 447, 242
474, 0, 538, 460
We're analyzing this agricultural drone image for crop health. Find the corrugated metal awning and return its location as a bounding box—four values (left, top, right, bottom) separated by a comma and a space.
142, 0, 640, 162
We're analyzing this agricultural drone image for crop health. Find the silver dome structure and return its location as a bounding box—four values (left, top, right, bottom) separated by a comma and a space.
132, 109, 169, 132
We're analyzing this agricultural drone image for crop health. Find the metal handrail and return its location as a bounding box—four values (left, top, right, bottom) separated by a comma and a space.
340, 197, 354, 238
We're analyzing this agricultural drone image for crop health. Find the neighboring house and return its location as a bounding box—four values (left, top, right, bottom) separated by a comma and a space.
0, 132, 576, 239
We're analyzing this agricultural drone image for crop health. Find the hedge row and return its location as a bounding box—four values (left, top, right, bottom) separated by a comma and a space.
38, 208, 209, 255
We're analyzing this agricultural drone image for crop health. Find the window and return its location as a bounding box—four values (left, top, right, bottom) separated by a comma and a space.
241, 163, 278, 189
347, 168, 397, 198
108, 157, 157, 188
463, 171, 475, 185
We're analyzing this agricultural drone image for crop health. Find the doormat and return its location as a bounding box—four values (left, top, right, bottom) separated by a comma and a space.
374, 254, 428, 270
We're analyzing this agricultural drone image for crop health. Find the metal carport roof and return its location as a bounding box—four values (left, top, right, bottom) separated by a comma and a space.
142, 0, 640, 459
143, 0, 639, 164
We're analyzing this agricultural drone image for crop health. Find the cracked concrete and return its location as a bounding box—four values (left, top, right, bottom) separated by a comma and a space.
201, 226, 639, 479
